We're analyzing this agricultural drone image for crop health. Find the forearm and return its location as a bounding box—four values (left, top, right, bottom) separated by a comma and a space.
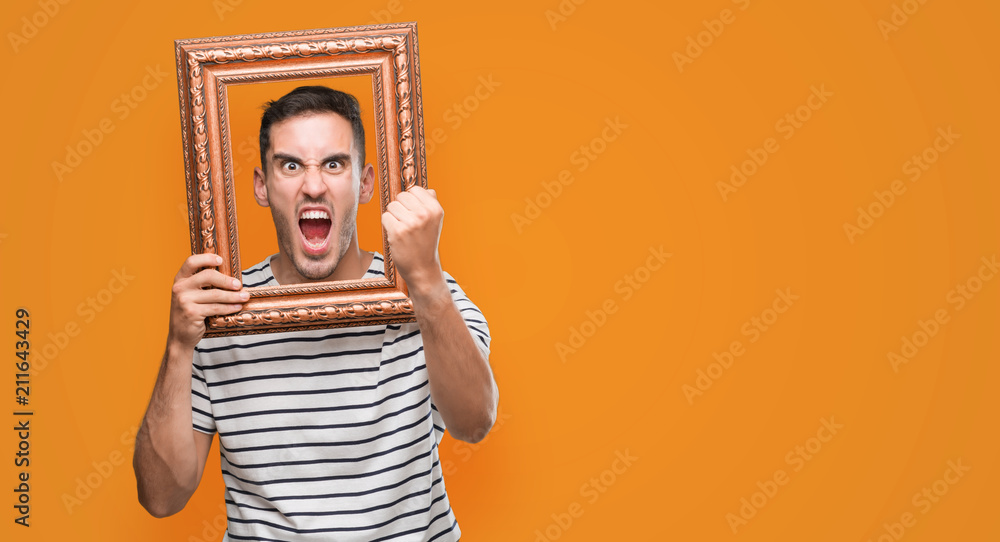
410, 274, 498, 443
133, 341, 204, 517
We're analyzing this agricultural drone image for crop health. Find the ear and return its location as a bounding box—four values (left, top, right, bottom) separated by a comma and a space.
253, 166, 269, 207
358, 163, 375, 205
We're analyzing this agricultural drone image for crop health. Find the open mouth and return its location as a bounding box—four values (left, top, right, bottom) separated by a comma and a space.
298, 209, 332, 255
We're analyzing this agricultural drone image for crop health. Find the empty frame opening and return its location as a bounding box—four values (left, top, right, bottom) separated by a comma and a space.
225, 74, 384, 284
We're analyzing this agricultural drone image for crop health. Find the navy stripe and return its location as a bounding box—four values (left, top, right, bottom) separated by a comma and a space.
370, 498, 452, 542
195, 327, 385, 354
221, 395, 428, 438
213, 346, 424, 396
193, 423, 215, 434
214, 380, 428, 422
223, 447, 433, 487
202, 346, 384, 372
243, 276, 277, 288
467, 325, 489, 340
381, 345, 423, 366
210, 365, 377, 388
222, 408, 431, 454
226, 534, 283, 542
426, 517, 460, 542
224, 429, 427, 470
384, 328, 421, 347
242, 261, 271, 276
214, 363, 425, 405
226, 459, 440, 501
226, 475, 442, 517
227, 491, 448, 534
208, 345, 420, 385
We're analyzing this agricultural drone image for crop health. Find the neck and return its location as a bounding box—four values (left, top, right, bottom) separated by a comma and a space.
270, 233, 373, 285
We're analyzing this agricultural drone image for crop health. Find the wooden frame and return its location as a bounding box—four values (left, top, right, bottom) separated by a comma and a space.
175, 23, 427, 337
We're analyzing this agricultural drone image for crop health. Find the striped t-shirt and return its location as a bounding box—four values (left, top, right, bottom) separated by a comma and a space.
191, 253, 490, 541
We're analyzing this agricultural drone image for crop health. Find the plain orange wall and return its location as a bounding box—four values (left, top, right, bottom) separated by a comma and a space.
2, 1, 998, 540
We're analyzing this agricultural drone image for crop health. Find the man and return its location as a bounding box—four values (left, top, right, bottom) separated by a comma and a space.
133, 86, 498, 541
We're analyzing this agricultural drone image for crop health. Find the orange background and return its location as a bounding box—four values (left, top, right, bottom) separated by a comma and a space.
2, 0, 998, 540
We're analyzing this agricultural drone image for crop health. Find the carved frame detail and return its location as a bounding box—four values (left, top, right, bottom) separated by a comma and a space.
174, 23, 427, 336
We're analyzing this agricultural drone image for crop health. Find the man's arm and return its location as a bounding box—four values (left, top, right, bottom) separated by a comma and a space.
383, 187, 499, 443
133, 254, 248, 517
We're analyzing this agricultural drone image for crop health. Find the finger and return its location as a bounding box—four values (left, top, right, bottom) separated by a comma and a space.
381, 210, 401, 230
183, 287, 250, 306
180, 253, 222, 282
182, 268, 244, 291
384, 200, 415, 223
394, 190, 419, 211
407, 187, 441, 212
199, 302, 248, 317
179, 253, 224, 277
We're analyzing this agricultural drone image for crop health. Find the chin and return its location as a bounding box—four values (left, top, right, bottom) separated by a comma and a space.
292, 252, 342, 282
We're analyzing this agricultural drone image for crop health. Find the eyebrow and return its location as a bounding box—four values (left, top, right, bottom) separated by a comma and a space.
271, 152, 352, 165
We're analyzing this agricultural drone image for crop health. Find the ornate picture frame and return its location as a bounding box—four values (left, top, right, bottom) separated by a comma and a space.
174, 23, 426, 337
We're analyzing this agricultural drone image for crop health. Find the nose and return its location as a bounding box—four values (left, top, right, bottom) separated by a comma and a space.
300, 165, 328, 198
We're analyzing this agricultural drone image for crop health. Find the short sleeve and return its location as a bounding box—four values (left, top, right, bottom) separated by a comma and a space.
444, 272, 491, 359
191, 349, 216, 434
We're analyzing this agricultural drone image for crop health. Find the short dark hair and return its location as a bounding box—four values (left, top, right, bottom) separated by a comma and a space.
258, 85, 365, 171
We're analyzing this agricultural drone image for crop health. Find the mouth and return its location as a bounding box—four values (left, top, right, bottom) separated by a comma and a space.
298, 208, 333, 255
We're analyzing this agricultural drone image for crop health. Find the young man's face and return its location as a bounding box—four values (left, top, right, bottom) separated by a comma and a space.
253, 112, 374, 283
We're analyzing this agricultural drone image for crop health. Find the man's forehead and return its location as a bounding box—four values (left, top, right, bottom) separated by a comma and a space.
268, 112, 356, 155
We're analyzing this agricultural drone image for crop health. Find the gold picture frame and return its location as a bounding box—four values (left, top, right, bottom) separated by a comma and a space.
174, 22, 426, 336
